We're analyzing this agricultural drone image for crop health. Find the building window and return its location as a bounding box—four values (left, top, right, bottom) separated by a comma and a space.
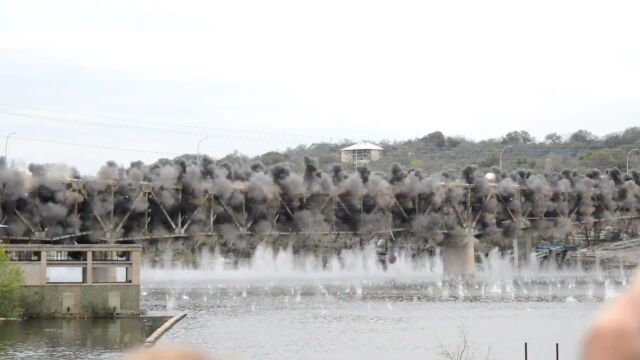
354, 150, 370, 160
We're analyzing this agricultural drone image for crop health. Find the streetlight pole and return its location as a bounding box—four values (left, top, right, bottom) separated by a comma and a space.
196, 136, 212, 168
4, 132, 16, 164
627, 148, 640, 174
499, 145, 513, 171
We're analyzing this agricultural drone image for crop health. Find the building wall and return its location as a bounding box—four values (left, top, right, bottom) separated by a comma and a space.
21, 284, 140, 317
341, 149, 381, 163
340, 150, 353, 163
20, 263, 43, 286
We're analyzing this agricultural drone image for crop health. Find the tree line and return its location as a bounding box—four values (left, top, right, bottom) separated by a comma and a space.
213, 127, 640, 175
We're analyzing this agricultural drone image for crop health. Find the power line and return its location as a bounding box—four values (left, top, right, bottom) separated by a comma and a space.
0, 133, 180, 156
0, 104, 331, 143
0, 110, 311, 145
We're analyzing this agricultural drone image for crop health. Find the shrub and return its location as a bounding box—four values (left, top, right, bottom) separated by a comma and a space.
0, 245, 24, 318
436, 325, 493, 360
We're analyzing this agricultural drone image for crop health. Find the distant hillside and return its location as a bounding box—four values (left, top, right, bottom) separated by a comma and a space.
215, 127, 640, 174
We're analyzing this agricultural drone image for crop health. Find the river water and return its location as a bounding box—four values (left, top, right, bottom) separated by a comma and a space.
0, 245, 631, 359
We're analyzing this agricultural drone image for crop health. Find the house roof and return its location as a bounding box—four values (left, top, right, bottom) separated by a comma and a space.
341, 142, 383, 151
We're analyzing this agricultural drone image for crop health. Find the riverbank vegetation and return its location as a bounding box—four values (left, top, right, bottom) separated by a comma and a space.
0, 246, 24, 318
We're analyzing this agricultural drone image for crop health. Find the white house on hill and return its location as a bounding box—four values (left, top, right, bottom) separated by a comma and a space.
340, 142, 383, 164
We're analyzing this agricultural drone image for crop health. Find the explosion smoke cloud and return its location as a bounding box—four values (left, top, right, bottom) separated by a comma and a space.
0, 155, 638, 254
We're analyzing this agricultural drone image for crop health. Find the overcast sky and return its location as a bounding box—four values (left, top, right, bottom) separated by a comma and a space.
1, 0, 639, 174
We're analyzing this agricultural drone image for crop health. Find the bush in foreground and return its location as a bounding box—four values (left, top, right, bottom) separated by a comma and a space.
0, 245, 23, 318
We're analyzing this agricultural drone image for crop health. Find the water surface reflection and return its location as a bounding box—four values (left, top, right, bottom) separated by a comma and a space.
0, 317, 169, 359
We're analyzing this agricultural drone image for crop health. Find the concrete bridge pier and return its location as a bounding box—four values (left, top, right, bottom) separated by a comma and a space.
513, 237, 532, 268
441, 235, 476, 276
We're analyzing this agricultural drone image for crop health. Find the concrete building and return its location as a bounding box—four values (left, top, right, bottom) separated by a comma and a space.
4, 244, 141, 317
340, 142, 383, 165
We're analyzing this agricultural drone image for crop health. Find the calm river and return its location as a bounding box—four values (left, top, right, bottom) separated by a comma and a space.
0, 247, 630, 359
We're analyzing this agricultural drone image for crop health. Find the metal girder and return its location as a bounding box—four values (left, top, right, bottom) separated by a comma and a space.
1, 177, 639, 247
213, 194, 243, 231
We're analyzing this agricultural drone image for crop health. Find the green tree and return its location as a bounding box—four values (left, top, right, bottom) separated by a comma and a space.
0, 246, 23, 318
446, 136, 463, 148
501, 130, 535, 145
621, 127, 640, 145
258, 151, 288, 166
544, 132, 563, 144
569, 129, 597, 144
422, 131, 446, 148
603, 133, 622, 146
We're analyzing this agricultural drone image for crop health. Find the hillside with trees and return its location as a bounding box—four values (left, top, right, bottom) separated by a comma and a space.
212, 127, 640, 175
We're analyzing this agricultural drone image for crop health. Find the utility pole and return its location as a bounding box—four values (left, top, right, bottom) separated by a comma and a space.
627, 148, 639, 174
499, 145, 513, 171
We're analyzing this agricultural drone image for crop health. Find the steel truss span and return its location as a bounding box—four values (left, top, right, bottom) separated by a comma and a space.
1, 161, 639, 251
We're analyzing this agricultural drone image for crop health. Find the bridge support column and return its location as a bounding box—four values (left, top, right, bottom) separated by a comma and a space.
441, 236, 475, 276
513, 237, 532, 268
